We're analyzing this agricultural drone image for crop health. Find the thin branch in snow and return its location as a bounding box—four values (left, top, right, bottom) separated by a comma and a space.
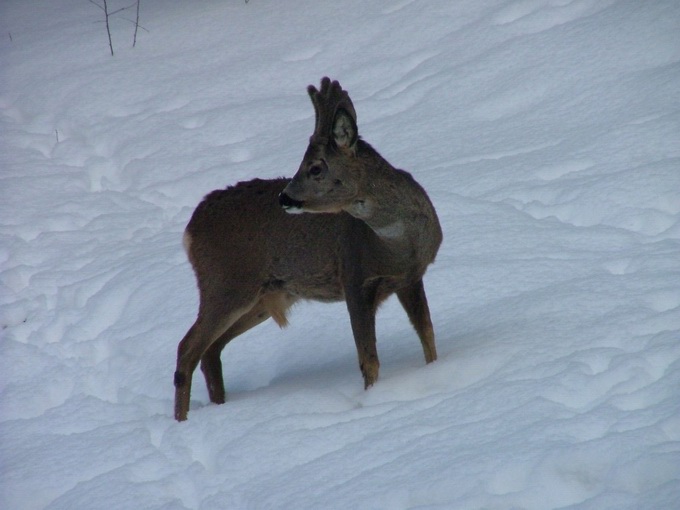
133, 1, 141, 47
108, 1, 139, 17
89, 0, 144, 53
89, 0, 115, 56
118, 16, 148, 35
88, 0, 105, 11
104, 0, 114, 56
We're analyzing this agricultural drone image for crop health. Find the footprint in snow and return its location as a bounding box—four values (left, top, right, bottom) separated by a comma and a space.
179, 115, 208, 130
491, 0, 613, 34
534, 160, 594, 180
282, 47, 322, 63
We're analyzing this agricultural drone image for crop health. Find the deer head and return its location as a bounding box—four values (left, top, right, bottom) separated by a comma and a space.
280, 77, 362, 214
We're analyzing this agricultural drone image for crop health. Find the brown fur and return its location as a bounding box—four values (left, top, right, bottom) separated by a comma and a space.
174, 78, 442, 421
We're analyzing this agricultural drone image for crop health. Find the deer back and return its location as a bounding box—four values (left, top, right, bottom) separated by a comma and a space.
185, 178, 354, 302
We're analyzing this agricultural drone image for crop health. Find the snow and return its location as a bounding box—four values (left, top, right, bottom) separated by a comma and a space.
1, 0, 679, 508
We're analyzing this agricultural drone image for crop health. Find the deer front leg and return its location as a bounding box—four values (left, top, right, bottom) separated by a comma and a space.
397, 279, 437, 364
345, 282, 380, 389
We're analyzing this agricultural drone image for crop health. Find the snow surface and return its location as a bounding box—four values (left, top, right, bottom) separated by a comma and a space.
1, 0, 680, 508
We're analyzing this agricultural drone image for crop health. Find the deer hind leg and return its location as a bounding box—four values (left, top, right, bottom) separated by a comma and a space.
397, 279, 437, 364
199, 292, 295, 405
199, 309, 268, 406
174, 291, 259, 421
199, 291, 297, 406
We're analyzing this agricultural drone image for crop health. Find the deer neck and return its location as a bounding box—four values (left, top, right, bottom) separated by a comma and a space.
347, 197, 405, 240
340, 147, 441, 264
344, 170, 424, 244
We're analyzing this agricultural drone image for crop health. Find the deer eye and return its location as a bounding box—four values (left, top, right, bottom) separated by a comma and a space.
309, 165, 323, 177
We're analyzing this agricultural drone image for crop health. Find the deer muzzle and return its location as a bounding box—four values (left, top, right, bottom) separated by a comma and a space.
279, 191, 305, 213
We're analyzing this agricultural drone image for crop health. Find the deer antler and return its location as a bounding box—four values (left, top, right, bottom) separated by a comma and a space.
308, 77, 357, 144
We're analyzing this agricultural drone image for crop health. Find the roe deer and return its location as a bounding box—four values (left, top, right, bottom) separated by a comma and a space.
174, 77, 442, 421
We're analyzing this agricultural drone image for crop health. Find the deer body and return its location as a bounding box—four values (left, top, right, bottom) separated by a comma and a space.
174, 78, 442, 421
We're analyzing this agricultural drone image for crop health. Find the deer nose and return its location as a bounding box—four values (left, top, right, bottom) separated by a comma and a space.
279, 192, 305, 211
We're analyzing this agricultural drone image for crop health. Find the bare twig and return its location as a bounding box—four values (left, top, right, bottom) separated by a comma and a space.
133, 1, 140, 47
88, 0, 104, 11
108, 1, 139, 17
116, 16, 148, 32
89, 0, 145, 54
89, 0, 115, 56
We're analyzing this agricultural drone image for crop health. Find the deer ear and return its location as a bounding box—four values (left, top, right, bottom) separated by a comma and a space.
333, 109, 358, 149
